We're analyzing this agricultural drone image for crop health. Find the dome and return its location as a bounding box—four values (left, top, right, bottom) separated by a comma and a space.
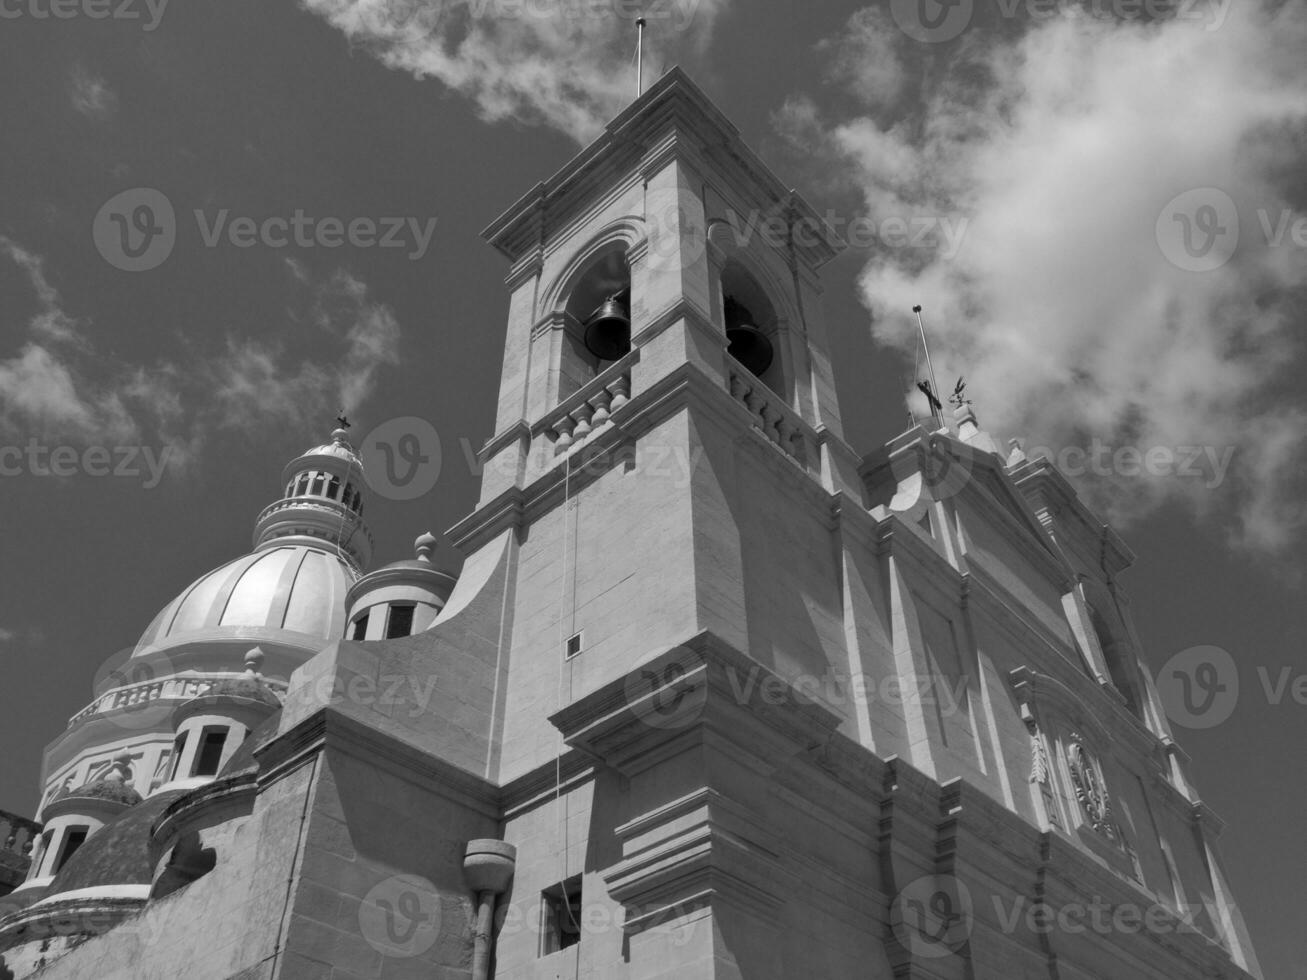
133, 544, 358, 657
302, 427, 363, 466
44, 789, 189, 896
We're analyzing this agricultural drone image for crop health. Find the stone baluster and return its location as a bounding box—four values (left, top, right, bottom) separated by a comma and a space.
609, 374, 630, 411
553, 415, 577, 455
571, 402, 595, 442
590, 388, 613, 429
760, 404, 782, 444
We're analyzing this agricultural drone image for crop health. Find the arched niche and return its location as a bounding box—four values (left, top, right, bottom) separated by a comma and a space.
554, 243, 632, 403
719, 257, 787, 397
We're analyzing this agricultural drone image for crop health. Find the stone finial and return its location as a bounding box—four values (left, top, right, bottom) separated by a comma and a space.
244, 647, 265, 677
415, 532, 437, 564
331, 427, 350, 445
107, 753, 132, 782
1007, 438, 1028, 466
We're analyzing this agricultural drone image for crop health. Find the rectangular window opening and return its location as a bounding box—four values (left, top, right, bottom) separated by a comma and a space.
385, 604, 415, 639
191, 727, 228, 777
169, 731, 189, 780
540, 876, 583, 956
53, 827, 88, 874
351, 613, 370, 641
565, 632, 583, 659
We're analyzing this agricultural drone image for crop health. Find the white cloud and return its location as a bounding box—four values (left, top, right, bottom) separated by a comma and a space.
69, 66, 118, 121
300, 0, 728, 143
798, 3, 1307, 552
0, 240, 402, 468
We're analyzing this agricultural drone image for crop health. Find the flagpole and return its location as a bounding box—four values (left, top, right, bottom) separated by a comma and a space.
913, 304, 942, 427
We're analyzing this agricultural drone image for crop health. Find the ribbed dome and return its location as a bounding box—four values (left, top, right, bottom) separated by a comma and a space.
133, 544, 357, 657
302, 428, 362, 465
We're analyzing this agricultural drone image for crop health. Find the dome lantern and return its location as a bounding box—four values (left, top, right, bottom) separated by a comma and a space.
251, 425, 374, 571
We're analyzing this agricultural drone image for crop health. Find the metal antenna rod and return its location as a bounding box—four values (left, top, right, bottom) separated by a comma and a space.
913, 304, 943, 427
636, 16, 647, 98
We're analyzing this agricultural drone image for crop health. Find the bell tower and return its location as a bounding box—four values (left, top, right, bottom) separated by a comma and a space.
456, 69, 869, 781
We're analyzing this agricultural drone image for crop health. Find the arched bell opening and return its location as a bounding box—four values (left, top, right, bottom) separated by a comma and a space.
559, 246, 631, 402
719, 260, 784, 396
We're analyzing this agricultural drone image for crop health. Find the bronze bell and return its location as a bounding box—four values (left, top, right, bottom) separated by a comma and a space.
724, 297, 774, 377
583, 294, 631, 362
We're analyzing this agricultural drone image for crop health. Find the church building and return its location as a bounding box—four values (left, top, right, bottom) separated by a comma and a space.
0, 69, 1262, 980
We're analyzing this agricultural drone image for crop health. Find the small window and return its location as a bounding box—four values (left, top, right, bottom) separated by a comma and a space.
540, 876, 583, 956
191, 727, 228, 777
351, 613, 370, 641
565, 632, 583, 659
310, 474, 326, 496
295, 474, 310, 495
385, 605, 415, 639
53, 827, 89, 874
169, 731, 189, 780
327, 476, 341, 500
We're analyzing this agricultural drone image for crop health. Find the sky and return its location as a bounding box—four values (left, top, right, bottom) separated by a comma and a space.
0, 0, 1303, 974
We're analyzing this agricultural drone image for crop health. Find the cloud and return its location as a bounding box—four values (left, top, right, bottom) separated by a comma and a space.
0, 240, 402, 469
299, 0, 728, 143
206, 270, 401, 434
794, 3, 1307, 552
69, 66, 118, 121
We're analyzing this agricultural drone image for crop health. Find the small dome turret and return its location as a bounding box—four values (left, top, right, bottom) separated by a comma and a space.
344, 532, 459, 641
